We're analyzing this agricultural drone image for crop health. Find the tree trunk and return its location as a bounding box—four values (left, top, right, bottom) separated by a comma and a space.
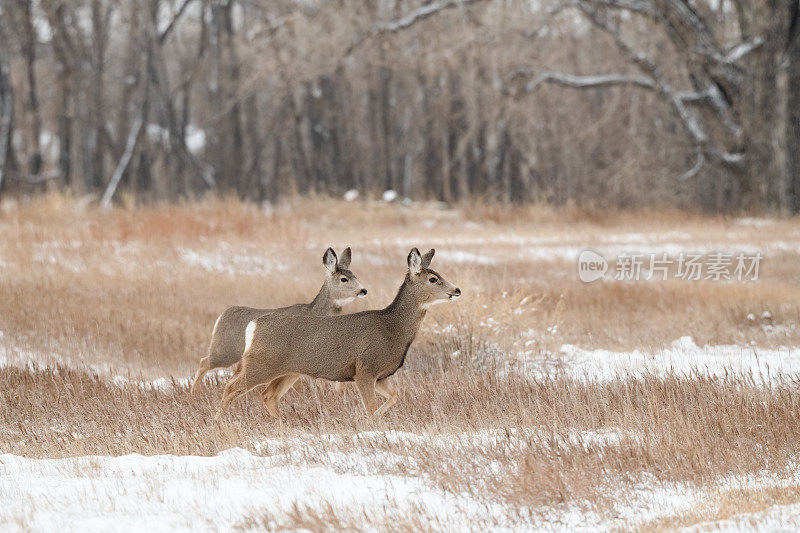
19, 0, 42, 180
0, 36, 15, 194
88, 0, 108, 193
787, 5, 800, 213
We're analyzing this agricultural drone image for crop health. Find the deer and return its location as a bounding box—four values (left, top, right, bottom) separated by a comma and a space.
191, 247, 367, 394
218, 247, 461, 418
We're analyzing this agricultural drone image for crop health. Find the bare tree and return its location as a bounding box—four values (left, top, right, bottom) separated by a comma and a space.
0, 0, 796, 211
509, 0, 798, 210
0, 17, 15, 193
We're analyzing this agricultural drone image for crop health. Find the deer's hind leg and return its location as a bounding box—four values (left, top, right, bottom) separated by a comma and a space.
374, 376, 398, 417
261, 374, 301, 418
218, 359, 277, 413
191, 356, 211, 395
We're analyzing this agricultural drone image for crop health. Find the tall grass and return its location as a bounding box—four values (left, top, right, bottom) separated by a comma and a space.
2, 196, 800, 527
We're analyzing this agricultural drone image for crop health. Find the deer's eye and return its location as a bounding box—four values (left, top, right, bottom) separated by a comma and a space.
340, 277, 348, 283
429, 277, 438, 283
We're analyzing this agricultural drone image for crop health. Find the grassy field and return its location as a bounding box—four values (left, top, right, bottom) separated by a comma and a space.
2, 195, 800, 530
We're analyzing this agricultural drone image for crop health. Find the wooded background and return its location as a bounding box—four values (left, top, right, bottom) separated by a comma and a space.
0, 0, 798, 212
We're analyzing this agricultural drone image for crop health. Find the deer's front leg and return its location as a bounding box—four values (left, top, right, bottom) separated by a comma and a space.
374, 376, 398, 417
354, 372, 378, 416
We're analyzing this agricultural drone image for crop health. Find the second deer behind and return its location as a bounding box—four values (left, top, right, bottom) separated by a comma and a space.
192, 247, 366, 393
218, 247, 461, 418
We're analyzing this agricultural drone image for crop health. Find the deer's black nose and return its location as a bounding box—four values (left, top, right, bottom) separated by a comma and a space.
454, 288, 461, 296
359, 288, 368, 296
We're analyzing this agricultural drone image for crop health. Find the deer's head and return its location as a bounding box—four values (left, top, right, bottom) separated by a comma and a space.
404, 248, 461, 309
322, 247, 367, 306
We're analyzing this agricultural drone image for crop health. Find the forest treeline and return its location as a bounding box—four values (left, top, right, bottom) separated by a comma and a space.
0, 1, 798, 212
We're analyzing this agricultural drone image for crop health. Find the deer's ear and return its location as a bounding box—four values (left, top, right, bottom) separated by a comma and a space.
323, 247, 338, 274
421, 248, 435, 268
408, 248, 423, 275
338, 247, 352, 269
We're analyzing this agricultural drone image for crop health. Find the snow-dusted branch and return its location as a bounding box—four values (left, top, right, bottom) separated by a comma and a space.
378, 0, 483, 32
100, 115, 144, 208
523, 71, 655, 92
575, 2, 748, 172
723, 37, 764, 63
589, 0, 655, 16
677, 149, 705, 180
342, 0, 485, 58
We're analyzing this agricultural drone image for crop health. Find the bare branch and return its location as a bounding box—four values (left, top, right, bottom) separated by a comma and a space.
577, 3, 707, 144
341, 0, 486, 59
379, 0, 483, 32
677, 149, 705, 180
724, 36, 764, 63
522, 71, 656, 92
588, 0, 656, 16
159, 0, 195, 45
6, 170, 60, 184
100, 114, 144, 208
184, 148, 216, 189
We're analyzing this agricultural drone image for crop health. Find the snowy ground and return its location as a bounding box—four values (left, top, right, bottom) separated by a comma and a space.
550, 336, 800, 384
4, 207, 800, 530
4, 336, 800, 530
4, 333, 800, 391
3, 429, 800, 532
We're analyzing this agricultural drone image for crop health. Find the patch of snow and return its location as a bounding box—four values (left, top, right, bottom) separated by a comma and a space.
547, 465, 800, 530
434, 250, 498, 265
355, 233, 799, 265
382, 190, 398, 202
0, 341, 226, 391
185, 125, 206, 153
4, 428, 800, 531
146, 123, 169, 144
735, 218, 776, 228
179, 243, 289, 276
683, 502, 800, 532
761, 324, 795, 338
0, 447, 517, 532
343, 189, 359, 202
254, 427, 631, 458
539, 336, 800, 384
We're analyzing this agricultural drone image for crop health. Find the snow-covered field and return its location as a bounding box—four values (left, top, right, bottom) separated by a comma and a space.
4, 335, 800, 530
3, 201, 800, 530
553, 336, 800, 384
4, 429, 800, 532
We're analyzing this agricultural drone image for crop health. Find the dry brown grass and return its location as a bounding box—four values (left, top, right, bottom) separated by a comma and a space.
4, 364, 800, 519
2, 194, 799, 374
3, 195, 800, 529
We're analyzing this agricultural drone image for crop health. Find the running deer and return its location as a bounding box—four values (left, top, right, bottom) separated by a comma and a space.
191, 247, 366, 393
218, 248, 461, 418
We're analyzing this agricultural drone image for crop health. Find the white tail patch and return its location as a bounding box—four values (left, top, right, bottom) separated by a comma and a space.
211, 314, 223, 336
244, 321, 257, 353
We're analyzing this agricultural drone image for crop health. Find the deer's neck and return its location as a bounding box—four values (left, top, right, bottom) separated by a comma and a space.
383, 278, 427, 341
309, 282, 342, 315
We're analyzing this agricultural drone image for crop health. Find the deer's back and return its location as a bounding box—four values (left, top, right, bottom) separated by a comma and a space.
250, 310, 400, 381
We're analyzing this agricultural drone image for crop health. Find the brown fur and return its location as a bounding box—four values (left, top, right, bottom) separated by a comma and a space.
219, 248, 461, 417
191, 247, 366, 393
